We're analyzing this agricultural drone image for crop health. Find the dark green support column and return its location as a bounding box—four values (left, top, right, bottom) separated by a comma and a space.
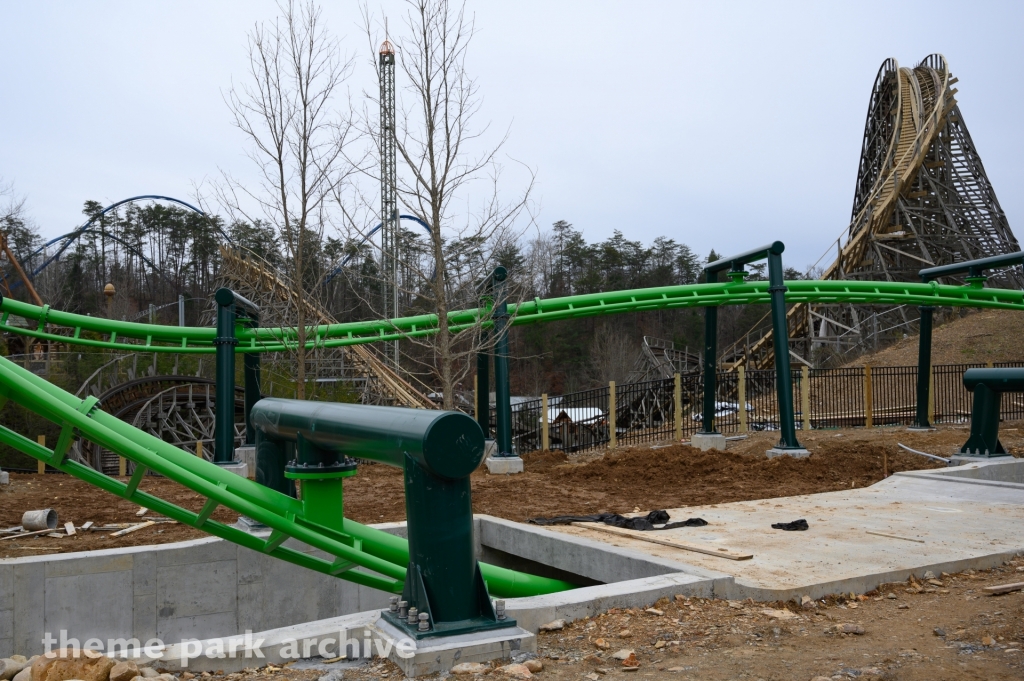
766, 250, 802, 451
962, 383, 1004, 456
244, 353, 261, 445
700, 270, 720, 434
249, 399, 517, 638
914, 306, 934, 429
476, 332, 490, 438
213, 289, 239, 464
492, 267, 513, 457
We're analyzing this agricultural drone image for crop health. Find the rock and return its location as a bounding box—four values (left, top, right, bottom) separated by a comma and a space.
495, 663, 532, 678
761, 608, 798, 620
859, 667, 883, 676
727, 601, 743, 610
538, 619, 565, 632
934, 627, 946, 637
810, 677, 832, 681
644, 608, 664, 616
982, 636, 995, 646
923, 571, 936, 580
139, 670, 159, 680
673, 594, 686, 602
1, 659, 29, 681
666, 669, 687, 673
109, 662, 139, 681
898, 604, 909, 610
451, 662, 488, 675
800, 595, 815, 610
654, 641, 666, 649
886, 593, 897, 600
13, 669, 31, 681
523, 660, 543, 673
618, 629, 631, 638
611, 650, 635, 661
31, 649, 115, 681
837, 624, 865, 635
154, 675, 176, 681
927, 579, 944, 587
620, 653, 639, 668
585, 675, 599, 681
593, 638, 610, 650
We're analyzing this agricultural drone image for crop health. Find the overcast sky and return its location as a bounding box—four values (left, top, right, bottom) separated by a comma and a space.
2, 1, 1022, 271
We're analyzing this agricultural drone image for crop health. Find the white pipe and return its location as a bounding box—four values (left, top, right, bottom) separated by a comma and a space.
897, 443, 949, 463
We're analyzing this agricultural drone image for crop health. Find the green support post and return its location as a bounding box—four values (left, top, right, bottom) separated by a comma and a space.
700, 270, 720, 433
213, 289, 239, 464
914, 306, 934, 429
766, 249, 802, 451
960, 368, 1023, 457
250, 398, 520, 638
491, 267, 513, 457
476, 332, 490, 438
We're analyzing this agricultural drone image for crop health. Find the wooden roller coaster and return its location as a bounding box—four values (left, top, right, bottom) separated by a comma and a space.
727, 54, 1022, 370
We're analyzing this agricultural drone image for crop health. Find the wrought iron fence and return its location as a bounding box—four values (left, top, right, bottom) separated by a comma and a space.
509, 362, 1024, 453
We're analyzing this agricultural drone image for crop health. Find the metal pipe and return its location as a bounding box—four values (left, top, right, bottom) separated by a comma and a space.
700, 269, 719, 433
767, 252, 802, 450
213, 289, 238, 464
492, 267, 513, 457
896, 443, 949, 463
476, 331, 490, 438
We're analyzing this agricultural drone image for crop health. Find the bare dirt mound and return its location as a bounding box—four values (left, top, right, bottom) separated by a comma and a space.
848, 308, 1024, 367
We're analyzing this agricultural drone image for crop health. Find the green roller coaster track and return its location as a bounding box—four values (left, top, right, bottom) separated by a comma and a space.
0, 277, 1017, 598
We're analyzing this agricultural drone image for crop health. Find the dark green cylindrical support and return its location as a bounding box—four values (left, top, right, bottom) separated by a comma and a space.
244, 353, 261, 445
214, 289, 239, 464
915, 306, 934, 429
492, 267, 513, 457
249, 398, 513, 638
767, 252, 802, 450
476, 331, 490, 438
960, 368, 1024, 457
700, 270, 720, 433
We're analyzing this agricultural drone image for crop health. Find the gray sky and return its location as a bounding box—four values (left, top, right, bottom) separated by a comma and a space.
2, 1, 1022, 271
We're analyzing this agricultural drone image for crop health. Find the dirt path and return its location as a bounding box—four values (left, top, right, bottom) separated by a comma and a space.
1, 423, 1020, 559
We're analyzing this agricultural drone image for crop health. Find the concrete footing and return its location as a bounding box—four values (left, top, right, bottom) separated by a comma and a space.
375, 617, 532, 677
690, 432, 727, 451
0, 470, 8, 485
234, 446, 256, 479
485, 456, 524, 474
766, 447, 811, 459
216, 460, 250, 478
949, 453, 1013, 467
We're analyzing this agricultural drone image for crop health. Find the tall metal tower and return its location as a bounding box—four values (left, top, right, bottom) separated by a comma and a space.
379, 39, 399, 368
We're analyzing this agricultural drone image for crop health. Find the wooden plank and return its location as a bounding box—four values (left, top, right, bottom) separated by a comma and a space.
110, 521, 155, 538
571, 522, 753, 561
135, 507, 148, 517
865, 530, 924, 543
81, 521, 94, 531
0, 528, 55, 542
64, 522, 76, 536
983, 582, 1024, 595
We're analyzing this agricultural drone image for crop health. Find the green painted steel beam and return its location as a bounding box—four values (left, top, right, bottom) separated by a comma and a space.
0, 354, 569, 598
2, 280, 1023, 355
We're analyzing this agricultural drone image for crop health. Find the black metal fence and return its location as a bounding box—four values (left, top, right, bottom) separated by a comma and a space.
509, 362, 1024, 453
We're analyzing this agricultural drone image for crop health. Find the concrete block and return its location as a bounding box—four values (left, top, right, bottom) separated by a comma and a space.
485, 457, 523, 475
690, 432, 727, 451
376, 618, 533, 678
44, 570, 134, 647
156, 560, 237, 619
0, 608, 13, 641
13, 562, 44, 655
133, 593, 157, 643
216, 461, 249, 479
157, 611, 238, 645
483, 439, 497, 458
233, 447, 256, 479
0, 470, 8, 485
0, 565, 13, 612
132, 551, 157, 596
766, 447, 811, 459
45, 553, 133, 579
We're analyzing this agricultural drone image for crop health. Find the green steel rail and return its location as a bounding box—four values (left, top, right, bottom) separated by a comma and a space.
0, 354, 571, 598
1, 280, 1020, 354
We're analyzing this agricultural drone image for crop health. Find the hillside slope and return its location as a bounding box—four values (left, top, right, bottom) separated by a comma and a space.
848, 309, 1024, 367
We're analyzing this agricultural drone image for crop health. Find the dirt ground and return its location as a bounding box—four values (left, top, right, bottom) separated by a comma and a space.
850, 308, 1024, 367
150, 557, 1024, 681
2, 423, 1022, 559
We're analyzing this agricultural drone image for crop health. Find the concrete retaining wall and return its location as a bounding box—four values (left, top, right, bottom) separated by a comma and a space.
0, 524, 408, 659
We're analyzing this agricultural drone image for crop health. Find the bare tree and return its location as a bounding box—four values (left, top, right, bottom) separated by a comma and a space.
214, 0, 356, 399
587, 322, 636, 387
354, 0, 535, 409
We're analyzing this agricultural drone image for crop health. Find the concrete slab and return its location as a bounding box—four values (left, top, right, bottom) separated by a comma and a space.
547, 457, 1024, 601
765, 447, 811, 459
690, 432, 726, 451
485, 457, 523, 475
